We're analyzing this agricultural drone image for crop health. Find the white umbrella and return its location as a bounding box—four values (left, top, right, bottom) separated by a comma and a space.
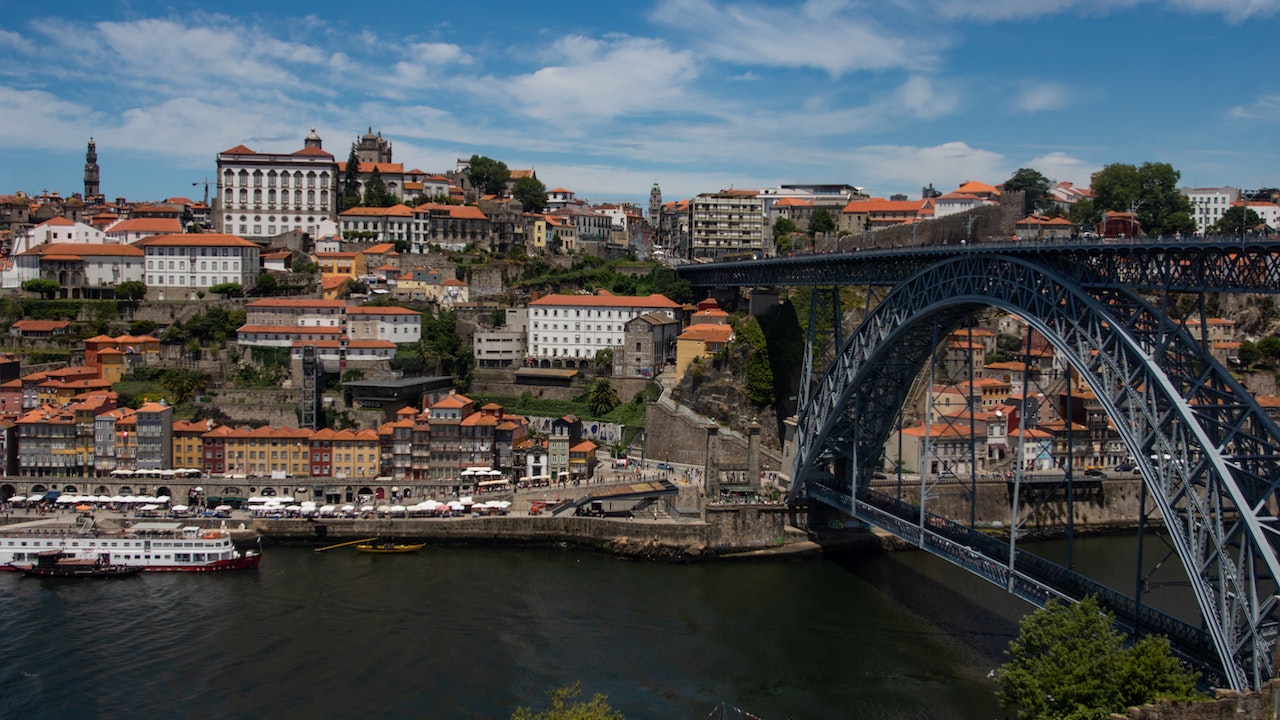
8, 495, 26, 503
341, 504, 356, 511
110, 495, 126, 503
360, 505, 375, 512
214, 505, 232, 512
171, 504, 189, 512
28, 494, 45, 502
57, 495, 78, 504
389, 505, 406, 514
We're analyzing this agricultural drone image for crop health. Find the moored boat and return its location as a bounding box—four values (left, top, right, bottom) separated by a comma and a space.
0, 519, 261, 572
10, 549, 143, 578
355, 541, 425, 554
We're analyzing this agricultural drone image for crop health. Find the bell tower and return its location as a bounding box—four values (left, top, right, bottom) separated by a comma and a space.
84, 138, 101, 200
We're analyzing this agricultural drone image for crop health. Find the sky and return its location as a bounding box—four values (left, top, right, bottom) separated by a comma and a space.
0, 0, 1277, 209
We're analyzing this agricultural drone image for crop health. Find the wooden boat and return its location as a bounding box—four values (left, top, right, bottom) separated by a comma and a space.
355, 541, 425, 554
10, 550, 143, 578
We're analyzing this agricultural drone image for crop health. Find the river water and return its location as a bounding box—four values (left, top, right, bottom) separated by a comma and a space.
0, 534, 1184, 720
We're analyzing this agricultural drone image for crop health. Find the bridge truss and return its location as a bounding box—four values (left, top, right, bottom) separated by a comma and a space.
779, 250, 1280, 690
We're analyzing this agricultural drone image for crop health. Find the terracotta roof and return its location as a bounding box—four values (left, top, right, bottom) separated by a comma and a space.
220, 144, 257, 155
346, 306, 420, 315
17, 243, 143, 258
11, 319, 70, 332
246, 299, 348, 309
678, 324, 735, 342
531, 293, 679, 309
107, 217, 183, 234
136, 233, 259, 248
339, 204, 414, 217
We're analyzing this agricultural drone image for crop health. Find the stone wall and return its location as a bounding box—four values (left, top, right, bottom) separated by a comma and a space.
643, 397, 784, 473
1118, 681, 1278, 719
255, 504, 789, 557
203, 388, 302, 428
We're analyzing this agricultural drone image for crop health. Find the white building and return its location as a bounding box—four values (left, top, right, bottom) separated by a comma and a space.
527, 292, 681, 368
137, 233, 261, 297
689, 189, 767, 260
338, 204, 416, 244
346, 306, 422, 344
1182, 186, 1239, 234
215, 129, 338, 240
13, 216, 106, 255
104, 217, 183, 244
12, 242, 145, 297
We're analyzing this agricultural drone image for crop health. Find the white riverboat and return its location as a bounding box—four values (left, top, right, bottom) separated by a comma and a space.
0, 519, 261, 572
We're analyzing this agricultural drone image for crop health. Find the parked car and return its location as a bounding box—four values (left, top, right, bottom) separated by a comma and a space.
1114, 463, 1135, 473
1083, 468, 1106, 477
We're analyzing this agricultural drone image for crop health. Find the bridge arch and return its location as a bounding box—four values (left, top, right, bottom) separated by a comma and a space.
791, 253, 1280, 690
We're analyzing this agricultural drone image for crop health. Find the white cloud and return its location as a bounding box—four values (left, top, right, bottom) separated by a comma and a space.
1025, 151, 1095, 187
388, 42, 472, 90
852, 141, 1007, 193
1228, 93, 1280, 121
651, 0, 934, 75
1167, 0, 1280, 21
0, 87, 99, 149
894, 76, 960, 119
1013, 83, 1073, 113
500, 36, 697, 126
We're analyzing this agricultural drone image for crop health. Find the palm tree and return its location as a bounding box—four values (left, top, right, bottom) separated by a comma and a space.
586, 378, 620, 417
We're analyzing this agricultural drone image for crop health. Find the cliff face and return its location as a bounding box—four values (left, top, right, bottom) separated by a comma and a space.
671, 341, 783, 453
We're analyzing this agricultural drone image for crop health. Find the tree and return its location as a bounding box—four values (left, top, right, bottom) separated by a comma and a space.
467, 154, 510, 197
1003, 168, 1053, 215
810, 208, 836, 235
21, 278, 60, 299
362, 167, 396, 207
586, 377, 620, 417
997, 596, 1199, 720
512, 176, 548, 213
1089, 162, 1195, 236
1209, 205, 1263, 236
116, 280, 147, 301
593, 348, 613, 370
208, 282, 243, 298
772, 217, 797, 252
255, 273, 279, 295
511, 683, 624, 720
341, 146, 362, 210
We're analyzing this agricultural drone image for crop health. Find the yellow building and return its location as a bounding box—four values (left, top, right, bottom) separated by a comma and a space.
326, 428, 381, 480
674, 324, 735, 382
173, 420, 214, 471
222, 426, 313, 479
314, 251, 367, 284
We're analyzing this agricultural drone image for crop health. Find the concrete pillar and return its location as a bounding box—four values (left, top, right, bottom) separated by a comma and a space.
779, 415, 798, 492
704, 424, 720, 498
747, 422, 761, 490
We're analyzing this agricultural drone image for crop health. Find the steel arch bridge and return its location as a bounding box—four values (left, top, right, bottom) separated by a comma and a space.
678, 237, 1280, 691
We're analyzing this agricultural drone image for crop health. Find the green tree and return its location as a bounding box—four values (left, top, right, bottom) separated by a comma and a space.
362, 167, 396, 207
209, 282, 243, 298
1209, 205, 1263, 235
512, 176, 548, 213
160, 368, 209, 405
1089, 162, 1195, 236
128, 319, 158, 336
116, 280, 147, 300
586, 377, 620, 416
467, 154, 510, 197
341, 146, 362, 210
734, 315, 775, 405
1003, 168, 1053, 215
773, 217, 797, 252
255, 273, 279, 295
593, 348, 613, 371
810, 208, 836, 234
997, 596, 1199, 720
511, 683, 624, 720
21, 278, 60, 299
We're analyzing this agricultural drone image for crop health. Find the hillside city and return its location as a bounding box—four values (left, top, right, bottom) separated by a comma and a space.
0, 127, 1277, 507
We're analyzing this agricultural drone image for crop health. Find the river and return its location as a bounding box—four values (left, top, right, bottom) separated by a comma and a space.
0, 534, 1183, 720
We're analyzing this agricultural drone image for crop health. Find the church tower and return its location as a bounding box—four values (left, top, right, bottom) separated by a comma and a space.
648, 181, 662, 230
304, 127, 323, 150
355, 128, 393, 164
84, 138, 101, 199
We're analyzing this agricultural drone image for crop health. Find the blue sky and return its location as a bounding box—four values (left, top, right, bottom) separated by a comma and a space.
0, 0, 1276, 208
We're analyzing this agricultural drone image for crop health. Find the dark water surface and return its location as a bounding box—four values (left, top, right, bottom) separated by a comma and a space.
0, 541, 1071, 719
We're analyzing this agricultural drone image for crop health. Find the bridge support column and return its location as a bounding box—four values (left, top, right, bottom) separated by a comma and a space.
747, 422, 761, 492
704, 424, 721, 499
